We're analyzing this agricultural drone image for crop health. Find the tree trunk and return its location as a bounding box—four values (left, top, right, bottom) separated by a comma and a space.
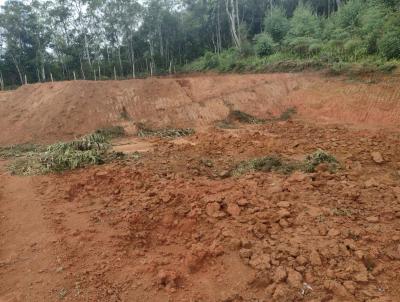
225, 0, 241, 49
80, 58, 86, 80
11, 55, 23, 85
118, 46, 123, 76
42, 66, 46, 81
0, 71, 4, 91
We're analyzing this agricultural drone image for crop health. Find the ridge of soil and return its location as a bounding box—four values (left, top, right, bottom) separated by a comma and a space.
1, 72, 400, 145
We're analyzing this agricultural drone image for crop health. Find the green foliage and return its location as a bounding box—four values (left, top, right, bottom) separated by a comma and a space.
287, 3, 321, 40
230, 149, 339, 177
379, 31, 400, 59
335, 0, 364, 30
231, 155, 299, 176
8, 133, 124, 175
303, 149, 339, 172
264, 7, 289, 43
254, 33, 276, 57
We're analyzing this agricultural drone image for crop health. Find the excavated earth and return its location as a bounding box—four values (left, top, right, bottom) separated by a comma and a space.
0, 72, 400, 302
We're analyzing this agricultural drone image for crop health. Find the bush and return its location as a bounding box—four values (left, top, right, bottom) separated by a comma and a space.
254, 33, 276, 57
287, 3, 321, 40
379, 30, 400, 59
264, 7, 289, 43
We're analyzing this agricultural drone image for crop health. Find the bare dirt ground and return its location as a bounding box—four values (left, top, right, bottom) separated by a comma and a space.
1, 73, 400, 302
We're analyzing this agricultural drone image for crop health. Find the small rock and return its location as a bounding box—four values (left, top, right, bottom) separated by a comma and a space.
249, 254, 271, 270
206, 202, 225, 218
237, 199, 250, 206
226, 203, 241, 217
296, 255, 308, 266
366, 216, 379, 223
239, 248, 253, 259
279, 219, 289, 228
273, 266, 287, 283
287, 269, 303, 288
324, 280, 351, 298
269, 185, 283, 194
309, 250, 322, 266
365, 178, 379, 188
277, 209, 291, 219
343, 280, 356, 294
253, 223, 267, 239
277, 201, 291, 208
328, 228, 341, 237
371, 152, 384, 164
230, 238, 242, 250
273, 283, 291, 301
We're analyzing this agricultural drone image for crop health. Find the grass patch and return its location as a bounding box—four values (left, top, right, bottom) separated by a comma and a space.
95, 126, 126, 139
137, 123, 195, 138
230, 149, 338, 176
9, 133, 125, 175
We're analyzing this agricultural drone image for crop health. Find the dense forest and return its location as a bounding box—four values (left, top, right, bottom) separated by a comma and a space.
0, 0, 399, 88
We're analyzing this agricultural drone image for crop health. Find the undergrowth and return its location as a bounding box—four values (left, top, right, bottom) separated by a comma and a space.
230, 149, 338, 176
137, 123, 195, 138
9, 133, 124, 175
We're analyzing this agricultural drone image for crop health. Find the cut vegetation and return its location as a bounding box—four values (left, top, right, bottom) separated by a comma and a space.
137, 124, 195, 138
230, 149, 339, 176
8, 133, 124, 175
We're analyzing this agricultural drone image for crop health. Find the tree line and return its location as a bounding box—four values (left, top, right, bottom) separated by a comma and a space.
0, 0, 399, 89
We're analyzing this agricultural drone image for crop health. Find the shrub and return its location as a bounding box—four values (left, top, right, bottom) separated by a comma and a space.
379, 31, 400, 59
287, 3, 321, 40
264, 7, 289, 43
254, 33, 276, 57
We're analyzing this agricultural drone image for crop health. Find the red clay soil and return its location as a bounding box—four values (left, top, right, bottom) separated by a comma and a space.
1, 74, 400, 302
1, 72, 400, 145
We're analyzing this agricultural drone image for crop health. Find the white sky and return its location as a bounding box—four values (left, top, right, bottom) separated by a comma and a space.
0, 0, 4, 6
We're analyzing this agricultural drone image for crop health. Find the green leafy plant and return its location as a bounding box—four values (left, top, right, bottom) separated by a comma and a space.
303, 149, 339, 172
254, 33, 276, 57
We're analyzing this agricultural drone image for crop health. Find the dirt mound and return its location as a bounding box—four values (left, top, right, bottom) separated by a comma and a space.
1, 73, 400, 145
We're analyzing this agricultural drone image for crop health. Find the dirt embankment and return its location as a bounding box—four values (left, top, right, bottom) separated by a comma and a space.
0, 73, 399, 145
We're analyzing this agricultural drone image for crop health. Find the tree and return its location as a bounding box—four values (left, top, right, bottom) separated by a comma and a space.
264, 7, 289, 44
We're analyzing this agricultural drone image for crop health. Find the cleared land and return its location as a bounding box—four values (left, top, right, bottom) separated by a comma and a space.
0, 73, 400, 302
